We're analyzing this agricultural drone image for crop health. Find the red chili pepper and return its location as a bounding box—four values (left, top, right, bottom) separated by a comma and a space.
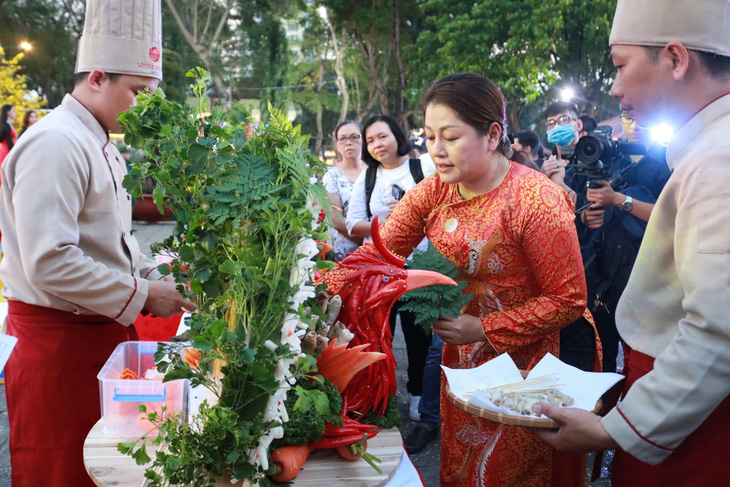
312, 433, 367, 450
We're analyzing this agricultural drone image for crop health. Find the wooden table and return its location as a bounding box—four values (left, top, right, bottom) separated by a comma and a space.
84, 419, 404, 486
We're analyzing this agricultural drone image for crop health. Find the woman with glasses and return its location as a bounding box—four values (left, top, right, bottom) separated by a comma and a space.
321, 120, 366, 261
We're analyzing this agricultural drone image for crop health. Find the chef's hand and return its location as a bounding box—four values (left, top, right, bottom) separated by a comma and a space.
527, 403, 618, 453
432, 314, 486, 345
145, 280, 197, 318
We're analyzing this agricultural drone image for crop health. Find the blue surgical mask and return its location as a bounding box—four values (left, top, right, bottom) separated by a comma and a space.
547, 124, 577, 148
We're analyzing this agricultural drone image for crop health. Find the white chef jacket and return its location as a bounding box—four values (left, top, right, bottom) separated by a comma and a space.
601, 93, 730, 464
0, 94, 162, 325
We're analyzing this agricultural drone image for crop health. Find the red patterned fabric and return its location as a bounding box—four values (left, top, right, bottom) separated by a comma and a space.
326, 163, 590, 486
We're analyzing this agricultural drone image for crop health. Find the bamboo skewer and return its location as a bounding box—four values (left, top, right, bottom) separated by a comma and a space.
462, 373, 564, 398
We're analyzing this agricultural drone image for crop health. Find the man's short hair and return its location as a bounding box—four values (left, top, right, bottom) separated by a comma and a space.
545, 101, 579, 120
644, 46, 730, 79
74, 71, 123, 85
514, 130, 541, 157
579, 115, 597, 133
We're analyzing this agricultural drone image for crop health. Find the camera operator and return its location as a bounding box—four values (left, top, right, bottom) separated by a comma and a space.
579, 114, 671, 373
541, 102, 585, 205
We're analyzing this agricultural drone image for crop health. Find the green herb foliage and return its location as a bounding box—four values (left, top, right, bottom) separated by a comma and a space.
359, 394, 402, 429
400, 242, 474, 332
116, 68, 331, 485
272, 375, 344, 447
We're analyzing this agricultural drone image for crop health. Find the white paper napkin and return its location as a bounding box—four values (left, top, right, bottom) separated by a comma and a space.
442, 353, 624, 419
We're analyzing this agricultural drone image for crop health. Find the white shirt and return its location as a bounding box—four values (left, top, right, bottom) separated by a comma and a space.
346, 158, 435, 249
322, 165, 360, 260
601, 93, 730, 464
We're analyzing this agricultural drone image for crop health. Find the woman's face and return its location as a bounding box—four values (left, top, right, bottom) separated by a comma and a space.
365, 121, 400, 166
27, 112, 38, 126
8, 107, 17, 122
335, 123, 362, 161
424, 103, 493, 185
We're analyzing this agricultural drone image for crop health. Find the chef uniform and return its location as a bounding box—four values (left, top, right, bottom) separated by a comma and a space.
0, 1, 165, 485
599, 1, 730, 485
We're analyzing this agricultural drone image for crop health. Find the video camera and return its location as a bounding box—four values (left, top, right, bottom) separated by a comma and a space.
568, 126, 645, 188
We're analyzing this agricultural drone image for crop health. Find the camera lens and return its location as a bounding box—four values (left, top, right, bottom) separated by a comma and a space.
576, 136, 603, 164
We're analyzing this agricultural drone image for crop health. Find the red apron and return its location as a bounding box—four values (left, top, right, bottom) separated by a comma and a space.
612, 347, 730, 486
5, 300, 128, 487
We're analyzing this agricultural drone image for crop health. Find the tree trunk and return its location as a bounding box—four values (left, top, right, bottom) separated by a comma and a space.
315, 52, 324, 155
355, 27, 388, 115
392, 0, 406, 120
323, 11, 349, 124
164, 0, 230, 96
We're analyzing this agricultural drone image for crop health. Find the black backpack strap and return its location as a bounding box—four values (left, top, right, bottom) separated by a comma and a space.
409, 158, 424, 184
364, 165, 377, 220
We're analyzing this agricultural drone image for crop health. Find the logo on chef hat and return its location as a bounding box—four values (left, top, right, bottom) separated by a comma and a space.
149, 47, 160, 63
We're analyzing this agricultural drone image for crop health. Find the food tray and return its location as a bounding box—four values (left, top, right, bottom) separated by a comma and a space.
445, 377, 602, 429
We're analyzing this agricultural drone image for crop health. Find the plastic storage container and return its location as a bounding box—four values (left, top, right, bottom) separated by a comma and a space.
97, 341, 188, 437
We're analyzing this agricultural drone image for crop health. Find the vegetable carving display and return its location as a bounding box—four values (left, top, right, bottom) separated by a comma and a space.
324, 217, 458, 422
115, 68, 456, 486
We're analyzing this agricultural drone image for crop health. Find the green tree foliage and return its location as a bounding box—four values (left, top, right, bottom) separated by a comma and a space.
409, 0, 618, 130
233, 0, 302, 120
321, 0, 422, 125
0, 0, 84, 107
163, 0, 236, 97
0, 48, 46, 126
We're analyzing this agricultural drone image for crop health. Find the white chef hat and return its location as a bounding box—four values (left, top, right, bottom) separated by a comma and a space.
609, 0, 730, 57
75, 0, 163, 80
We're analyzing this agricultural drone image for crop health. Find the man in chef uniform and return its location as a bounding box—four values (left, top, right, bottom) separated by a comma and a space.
532, 0, 730, 485
0, 1, 194, 485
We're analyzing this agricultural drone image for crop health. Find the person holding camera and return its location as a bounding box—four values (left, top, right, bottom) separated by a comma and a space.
541, 102, 585, 204
579, 116, 670, 374
533, 1, 730, 484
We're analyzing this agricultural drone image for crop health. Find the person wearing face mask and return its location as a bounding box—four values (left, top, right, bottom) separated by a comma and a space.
541, 102, 584, 205
536, 102, 598, 374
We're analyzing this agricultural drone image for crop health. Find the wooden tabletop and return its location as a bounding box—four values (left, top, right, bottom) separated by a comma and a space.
84, 419, 404, 487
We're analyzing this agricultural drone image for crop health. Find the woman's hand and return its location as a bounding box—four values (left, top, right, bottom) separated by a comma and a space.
384, 199, 400, 220
432, 314, 486, 345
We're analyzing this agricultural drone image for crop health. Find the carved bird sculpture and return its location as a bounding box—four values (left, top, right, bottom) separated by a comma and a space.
326, 217, 456, 418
